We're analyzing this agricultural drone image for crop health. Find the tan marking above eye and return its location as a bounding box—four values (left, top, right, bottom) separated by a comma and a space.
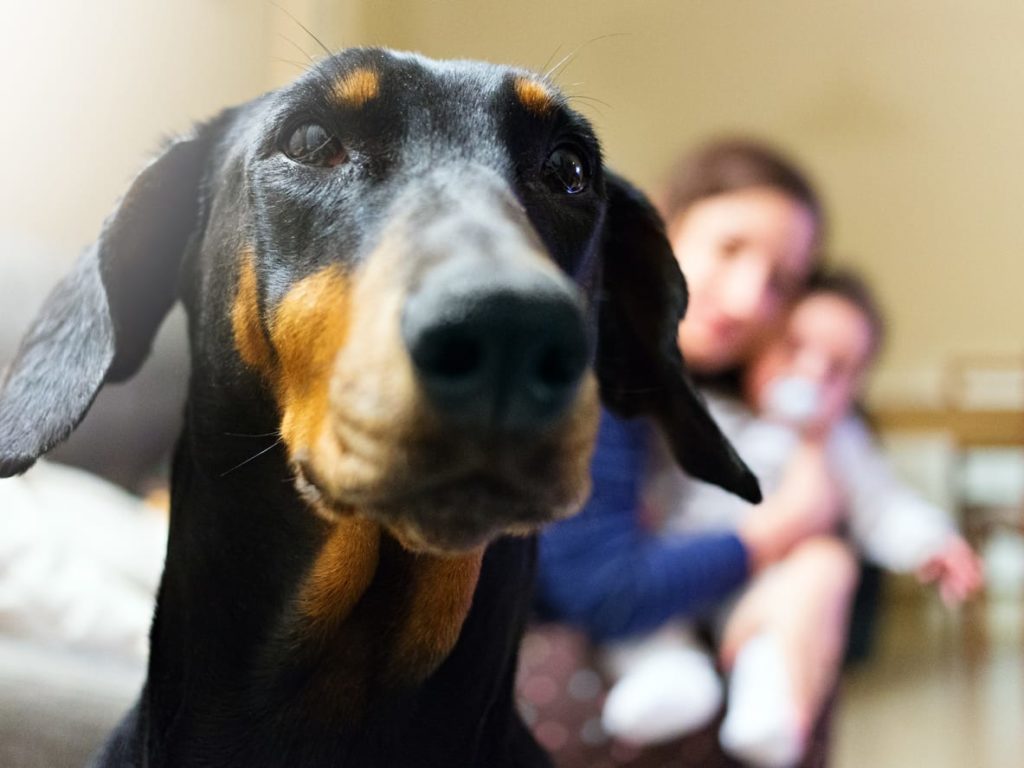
514, 76, 554, 115
334, 67, 380, 107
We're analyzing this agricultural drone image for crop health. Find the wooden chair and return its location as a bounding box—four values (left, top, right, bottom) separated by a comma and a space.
873, 354, 1024, 541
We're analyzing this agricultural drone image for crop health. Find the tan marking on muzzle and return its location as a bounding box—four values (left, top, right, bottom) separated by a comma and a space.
231, 250, 274, 374
334, 67, 380, 108
556, 372, 601, 513
231, 252, 354, 458
271, 266, 353, 454
514, 76, 554, 115
302, 234, 434, 501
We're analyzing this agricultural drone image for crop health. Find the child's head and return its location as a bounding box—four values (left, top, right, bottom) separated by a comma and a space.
743, 269, 885, 431
659, 138, 825, 373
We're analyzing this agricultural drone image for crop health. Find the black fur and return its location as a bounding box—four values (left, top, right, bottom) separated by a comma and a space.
596, 172, 762, 502
0, 48, 758, 767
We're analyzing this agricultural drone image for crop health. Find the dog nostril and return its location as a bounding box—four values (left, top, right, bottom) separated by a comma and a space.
410, 328, 489, 397
533, 344, 585, 394
424, 333, 484, 381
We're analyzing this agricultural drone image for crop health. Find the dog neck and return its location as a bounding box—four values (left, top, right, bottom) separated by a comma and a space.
287, 517, 485, 715
143, 412, 518, 764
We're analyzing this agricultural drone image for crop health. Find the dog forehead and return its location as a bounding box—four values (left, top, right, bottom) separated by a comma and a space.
370, 49, 512, 90
331, 48, 550, 101
283, 48, 562, 133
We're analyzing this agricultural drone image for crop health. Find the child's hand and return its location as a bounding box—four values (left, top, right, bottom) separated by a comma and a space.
916, 535, 984, 606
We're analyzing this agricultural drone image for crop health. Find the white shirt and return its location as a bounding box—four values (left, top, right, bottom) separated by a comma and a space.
645, 392, 953, 572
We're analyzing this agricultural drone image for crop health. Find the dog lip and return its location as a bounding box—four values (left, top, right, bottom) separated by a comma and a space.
300, 463, 533, 509
293, 457, 566, 533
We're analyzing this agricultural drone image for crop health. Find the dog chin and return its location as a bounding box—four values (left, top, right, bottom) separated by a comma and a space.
297, 466, 584, 553
372, 477, 591, 553
382, 518, 502, 555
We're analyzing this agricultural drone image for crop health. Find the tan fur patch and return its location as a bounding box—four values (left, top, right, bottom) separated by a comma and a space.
554, 372, 601, 517
231, 250, 274, 374
514, 76, 554, 115
300, 517, 382, 636
231, 253, 356, 464
271, 266, 352, 454
334, 67, 380, 108
389, 547, 484, 683
302, 233, 433, 501
294, 534, 483, 717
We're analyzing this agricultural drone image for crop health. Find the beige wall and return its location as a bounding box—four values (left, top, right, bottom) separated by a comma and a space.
3, 2, 1021, 406
0, 1, 364, 250
0, 2, 272, 252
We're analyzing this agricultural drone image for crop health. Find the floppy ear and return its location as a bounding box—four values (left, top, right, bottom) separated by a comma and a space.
0, 113, 230, 477
596, 171, 762, 503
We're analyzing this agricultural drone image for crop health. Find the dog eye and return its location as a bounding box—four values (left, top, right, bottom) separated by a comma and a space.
543, 146, 588, 195
282, 123, 347, 167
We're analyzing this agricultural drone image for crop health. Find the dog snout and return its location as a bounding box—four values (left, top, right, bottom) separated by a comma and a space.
401, 264, 589, 432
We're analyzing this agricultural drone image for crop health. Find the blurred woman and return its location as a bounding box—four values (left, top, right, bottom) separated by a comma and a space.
529, 139, 841, 765
536, 138, 834, 636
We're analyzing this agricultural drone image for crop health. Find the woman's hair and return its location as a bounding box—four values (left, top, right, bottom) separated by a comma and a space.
663, 138, 827, 395
658, 137, 825, 240
805, 267, 887, 359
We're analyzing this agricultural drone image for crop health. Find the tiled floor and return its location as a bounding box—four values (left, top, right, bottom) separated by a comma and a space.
834, 582, 1024, 768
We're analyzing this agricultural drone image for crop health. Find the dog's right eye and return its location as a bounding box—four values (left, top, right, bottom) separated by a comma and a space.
542, 146, 589, 195
282, 123, 347, 167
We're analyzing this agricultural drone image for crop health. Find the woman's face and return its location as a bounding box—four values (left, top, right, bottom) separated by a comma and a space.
669, 186, 817, 373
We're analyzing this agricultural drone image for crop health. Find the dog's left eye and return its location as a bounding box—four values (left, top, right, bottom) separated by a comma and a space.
282, 123, 347, 167
543, 146, 589, 195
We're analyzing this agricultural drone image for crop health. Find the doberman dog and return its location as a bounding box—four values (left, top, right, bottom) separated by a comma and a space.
0, 48, 759, 767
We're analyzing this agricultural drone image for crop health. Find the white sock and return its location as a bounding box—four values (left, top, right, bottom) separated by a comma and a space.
601, 645, 722, 745
719, 632, 804, 768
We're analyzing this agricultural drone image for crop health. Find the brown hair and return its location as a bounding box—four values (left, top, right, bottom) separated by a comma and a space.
805, 267, 887, 359
659, 137, 825, 243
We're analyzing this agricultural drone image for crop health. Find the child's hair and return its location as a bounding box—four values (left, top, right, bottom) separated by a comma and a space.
804, 267, 887, 359
658, 137, 825, 242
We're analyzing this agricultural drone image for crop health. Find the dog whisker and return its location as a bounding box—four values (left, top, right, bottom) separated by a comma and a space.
272, 57, 313, 74
545, 33, 632, 82
267, 7, 341, 105
565, 96, 609, 118
539, 44, 563, 77
267, 0, 334, 58
276, 32, 318, 65
567, 94, 614, 111
219, 437, 284, 477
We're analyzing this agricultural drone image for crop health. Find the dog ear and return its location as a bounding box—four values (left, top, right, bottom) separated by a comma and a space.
596, 171, 762, 503
0, 113, 231, 477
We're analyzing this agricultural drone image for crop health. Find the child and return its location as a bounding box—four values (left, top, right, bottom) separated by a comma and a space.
600, 270, 983, 767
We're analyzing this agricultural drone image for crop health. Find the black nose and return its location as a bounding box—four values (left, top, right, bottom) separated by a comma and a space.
402, 269, 589, 432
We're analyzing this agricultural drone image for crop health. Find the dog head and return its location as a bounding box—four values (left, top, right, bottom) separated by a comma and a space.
0, 49, 759, 552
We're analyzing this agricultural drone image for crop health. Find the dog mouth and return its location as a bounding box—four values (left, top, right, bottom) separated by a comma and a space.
289, 371, 600, 552
293, 455, 587, 553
